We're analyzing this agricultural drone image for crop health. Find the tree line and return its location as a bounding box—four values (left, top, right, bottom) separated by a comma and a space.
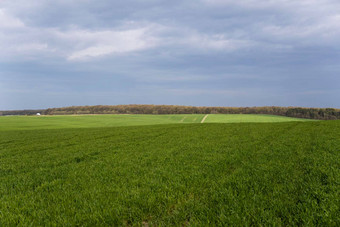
1, 105, 339, 120
0, 109, 45, 116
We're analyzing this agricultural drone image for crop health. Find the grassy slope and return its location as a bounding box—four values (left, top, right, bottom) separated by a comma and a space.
0, 114, 205, 131
0, 114, 309, 131
0, 121, 339, 225
205, 114, 313, 123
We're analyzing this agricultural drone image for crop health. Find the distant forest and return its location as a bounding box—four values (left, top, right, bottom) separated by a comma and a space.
1, 105, 340, 120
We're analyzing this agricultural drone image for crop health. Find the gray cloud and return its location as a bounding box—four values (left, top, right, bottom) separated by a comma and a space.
0, 0, 339, 109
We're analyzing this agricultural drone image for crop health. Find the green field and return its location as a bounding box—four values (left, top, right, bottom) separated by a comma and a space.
0, 115, 339, 225
0, 114, 202, 131
204, 114, 314, 123
0, 114, 310, 131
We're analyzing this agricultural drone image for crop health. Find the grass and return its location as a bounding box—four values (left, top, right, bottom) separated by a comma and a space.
0, 115, 339, 225
0, 114, 309, 131
205, 114, 313, 123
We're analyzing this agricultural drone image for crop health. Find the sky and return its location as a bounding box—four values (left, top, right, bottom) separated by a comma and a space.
1, 0, 339, 110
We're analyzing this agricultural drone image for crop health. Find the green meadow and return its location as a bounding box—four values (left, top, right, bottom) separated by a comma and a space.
0, 114, 338, 226
0, 114, 310, 131
204, 114, 314, 123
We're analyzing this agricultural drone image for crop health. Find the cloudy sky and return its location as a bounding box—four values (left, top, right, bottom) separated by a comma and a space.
1, 0, 339, 110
